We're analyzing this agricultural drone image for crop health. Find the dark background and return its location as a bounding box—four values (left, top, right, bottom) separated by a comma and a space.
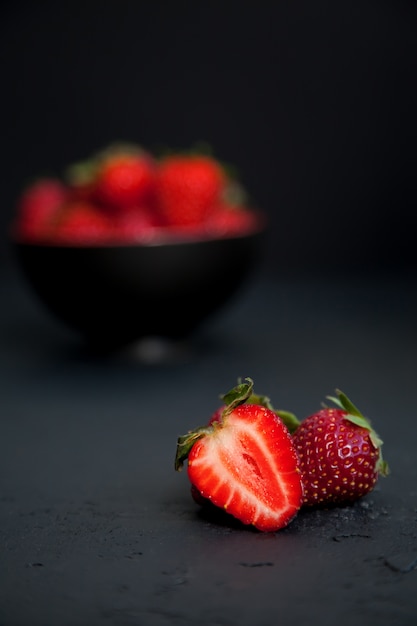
1, 0, 417, 276
2, 5, 417, 624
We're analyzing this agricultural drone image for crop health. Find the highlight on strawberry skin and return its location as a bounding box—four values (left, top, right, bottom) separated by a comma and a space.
175, 378, 303, 533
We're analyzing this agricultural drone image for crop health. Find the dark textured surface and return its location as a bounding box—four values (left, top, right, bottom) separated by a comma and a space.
1, 265, 417, 626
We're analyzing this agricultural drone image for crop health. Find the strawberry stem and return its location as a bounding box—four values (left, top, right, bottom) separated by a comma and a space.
221, 377, 300, 433
220, 377, 254, 417
326, 389, 389, 477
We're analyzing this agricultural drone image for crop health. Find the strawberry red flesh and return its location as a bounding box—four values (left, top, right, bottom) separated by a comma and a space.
189, 404, 302, 530
175, 378, 302, 532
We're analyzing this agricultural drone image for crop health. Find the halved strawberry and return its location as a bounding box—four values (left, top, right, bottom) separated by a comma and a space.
175, 378, 303, 532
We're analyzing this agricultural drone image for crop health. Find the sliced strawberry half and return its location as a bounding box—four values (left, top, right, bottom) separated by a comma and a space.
175, 378, 303, 532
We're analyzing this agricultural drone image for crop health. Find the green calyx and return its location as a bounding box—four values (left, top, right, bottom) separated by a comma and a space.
220, 377, 301, 433
220, 376, 255, 416
174, 425, 212, 472
65, 158, 98, 187
326, 389, 389, 477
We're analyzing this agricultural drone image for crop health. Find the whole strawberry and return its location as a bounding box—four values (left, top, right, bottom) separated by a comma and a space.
155, 154, 226, 226
66, 144, 156, 214
175, 378, 303, 532
293, 390, 388, 507
94, 150, 156, 212
13, 178, 69, 241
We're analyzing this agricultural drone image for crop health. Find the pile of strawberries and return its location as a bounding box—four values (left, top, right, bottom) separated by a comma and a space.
12, 143, 261, 245
175, 378, 389, 533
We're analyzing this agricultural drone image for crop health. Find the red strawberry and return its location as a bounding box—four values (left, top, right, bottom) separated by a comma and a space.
111, 206, 161, 243
209, 387, 300, 431
93, 150, 156, 212
68, 179, 96, 204
51, 201, 113, 244
205, 204, 264, 237
13, 178, 69, 241
292, 390, 389, 507
155, 154, 226, 226
175, 378, 303, 532
66, 145, 156, 213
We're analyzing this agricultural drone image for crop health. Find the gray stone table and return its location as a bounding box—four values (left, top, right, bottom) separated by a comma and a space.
1, 264, 416, 626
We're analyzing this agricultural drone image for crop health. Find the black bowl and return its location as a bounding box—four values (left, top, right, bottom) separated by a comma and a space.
12, 221, 265, 350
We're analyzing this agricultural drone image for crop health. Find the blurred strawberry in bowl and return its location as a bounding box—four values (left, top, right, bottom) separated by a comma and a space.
67, 143, 157, 214
154, 153, 226, 226
10, 142, 266, 350
13, 177, 69, 242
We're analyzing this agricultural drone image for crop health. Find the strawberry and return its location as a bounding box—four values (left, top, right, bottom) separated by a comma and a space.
111, 206, 161, 243
51, 200, 113, 244
13, 178, 69, 241
66, 145, 156, 214
204, 204, 263, 238
175, 378, 303, 532
292, 390, 389, 507
93, 151, 156, 212
155, 154, 226, 226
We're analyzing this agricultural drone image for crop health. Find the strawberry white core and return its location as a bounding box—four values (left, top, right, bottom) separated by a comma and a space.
188, 406, 302, 531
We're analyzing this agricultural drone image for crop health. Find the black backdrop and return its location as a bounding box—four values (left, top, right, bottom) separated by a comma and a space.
1, 0, 416, 275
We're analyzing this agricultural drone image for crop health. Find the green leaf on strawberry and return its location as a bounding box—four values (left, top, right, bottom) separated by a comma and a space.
325, 389, 388, 476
